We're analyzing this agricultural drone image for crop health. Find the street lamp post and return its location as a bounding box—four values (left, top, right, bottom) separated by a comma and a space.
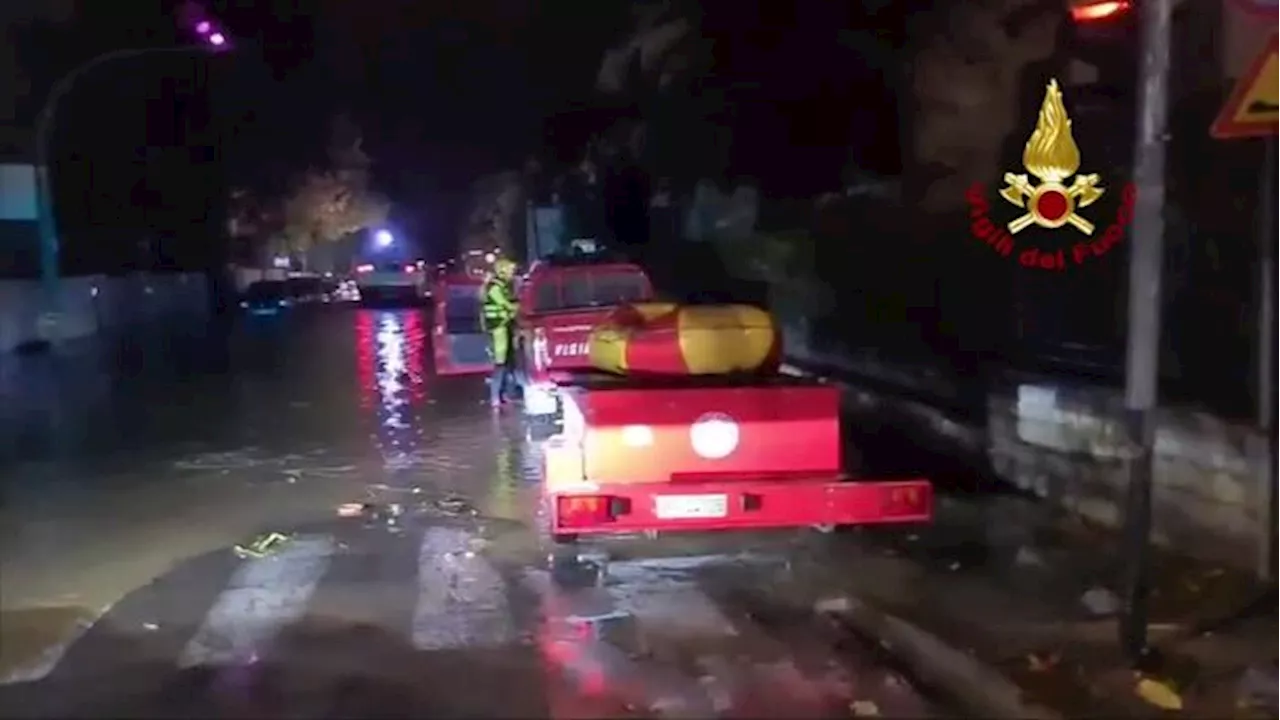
34, 36, 228, 320
1117, 0, 1174, 661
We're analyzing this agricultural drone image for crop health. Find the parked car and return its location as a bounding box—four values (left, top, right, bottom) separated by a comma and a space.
354, 261, 429, 305
240, 280, 292, 315
334, 278, 360, 302
283, 276, 328, 304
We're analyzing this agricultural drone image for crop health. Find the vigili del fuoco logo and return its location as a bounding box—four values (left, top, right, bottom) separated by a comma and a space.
966, 79, 1136, 271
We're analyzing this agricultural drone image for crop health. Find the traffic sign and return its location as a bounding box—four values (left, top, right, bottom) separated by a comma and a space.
1211, 35, 1279, 139
1227, 0, 1278, 18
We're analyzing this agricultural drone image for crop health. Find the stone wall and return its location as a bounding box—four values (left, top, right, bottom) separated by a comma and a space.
990, 382, 1265, 567
0, 273, 209, 353
783, 324, 1268, 572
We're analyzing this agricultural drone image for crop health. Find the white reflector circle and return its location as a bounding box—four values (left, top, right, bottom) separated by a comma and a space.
690, 412, 739, 459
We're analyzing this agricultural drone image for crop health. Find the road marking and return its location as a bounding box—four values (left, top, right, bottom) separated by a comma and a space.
177, 535, 335, 668
411, 527, 514, 650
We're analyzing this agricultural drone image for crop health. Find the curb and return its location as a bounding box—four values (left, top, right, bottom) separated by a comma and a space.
787, 359, 1057, 718
779, 361, 986, 456
816, 595, 1061, 720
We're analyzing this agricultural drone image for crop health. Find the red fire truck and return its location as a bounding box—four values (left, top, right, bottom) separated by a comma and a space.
538, 303, 933, 544
431, 252, 652, 381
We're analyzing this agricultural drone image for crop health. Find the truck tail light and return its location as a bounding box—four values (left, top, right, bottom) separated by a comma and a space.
555, 495, 628, 527
881, 484, 931, 517
356, 264, 374, 273
404, 264, 416, 273
1071, 0, 1130, 23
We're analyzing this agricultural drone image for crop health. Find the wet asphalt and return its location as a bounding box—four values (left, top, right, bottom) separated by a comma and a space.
0, 305, 951, 718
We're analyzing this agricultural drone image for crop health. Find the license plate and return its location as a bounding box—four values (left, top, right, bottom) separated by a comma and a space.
654, 494, 728, 519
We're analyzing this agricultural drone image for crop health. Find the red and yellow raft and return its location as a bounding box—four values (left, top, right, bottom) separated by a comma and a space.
587, 302, 781, 376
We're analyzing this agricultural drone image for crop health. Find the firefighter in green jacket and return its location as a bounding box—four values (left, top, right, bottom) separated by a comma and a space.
483, 258, 520, 407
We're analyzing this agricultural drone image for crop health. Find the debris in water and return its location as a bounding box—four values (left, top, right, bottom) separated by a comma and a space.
814, 596, 853, 615
368, 483, 419, 493
1014, 546, 1045, 567
142, 622, 159, 631
850, 699, 881, 716
1080, 587, 1121, 616
337, 503, 365, 517
1236, 665, 1279, 711
233, 532, 291, 559
1026, 651, 1059, 672
435, 496, 474, 515
1135, 676, 1183, 710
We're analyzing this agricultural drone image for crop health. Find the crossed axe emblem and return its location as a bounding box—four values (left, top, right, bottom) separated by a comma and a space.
999, 172, 1105, 235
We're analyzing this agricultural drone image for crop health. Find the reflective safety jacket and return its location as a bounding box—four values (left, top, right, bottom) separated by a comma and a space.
481, 277, 518, 330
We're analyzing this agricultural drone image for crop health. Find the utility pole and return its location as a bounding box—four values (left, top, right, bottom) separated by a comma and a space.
1118, 0, 1174, 661
1254, 137, 1277, 582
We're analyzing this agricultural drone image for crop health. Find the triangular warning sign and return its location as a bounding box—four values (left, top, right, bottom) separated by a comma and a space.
1211, 34, 1279, 139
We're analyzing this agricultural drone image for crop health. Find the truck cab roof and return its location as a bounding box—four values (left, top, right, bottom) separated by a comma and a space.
521, 258, 653, 315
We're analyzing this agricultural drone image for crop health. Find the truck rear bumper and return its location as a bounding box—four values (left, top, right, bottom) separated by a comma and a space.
547, 476, 932, 536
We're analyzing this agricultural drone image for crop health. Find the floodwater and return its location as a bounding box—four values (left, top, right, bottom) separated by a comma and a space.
0, 306, 946, 718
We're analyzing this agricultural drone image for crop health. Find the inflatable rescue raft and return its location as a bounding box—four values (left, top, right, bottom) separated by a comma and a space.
588, 302, 781, 376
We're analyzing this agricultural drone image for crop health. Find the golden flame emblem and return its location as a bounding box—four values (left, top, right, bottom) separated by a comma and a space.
999, 79, 1104, 235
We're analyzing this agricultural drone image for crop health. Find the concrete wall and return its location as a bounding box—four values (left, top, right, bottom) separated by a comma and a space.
989, 383, 1265, 567
0, 273, 209, 353
782, 321, 1269, 572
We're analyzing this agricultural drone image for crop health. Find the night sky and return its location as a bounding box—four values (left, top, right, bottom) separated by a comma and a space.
20, 0, 902, 269
208, 0, 631, 249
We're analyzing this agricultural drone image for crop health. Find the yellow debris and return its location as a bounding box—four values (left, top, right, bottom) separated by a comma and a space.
1135, 676, 1184, 710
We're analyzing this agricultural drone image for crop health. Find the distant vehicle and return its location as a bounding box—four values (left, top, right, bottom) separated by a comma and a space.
353, 261, 429, 304
283, 276, 329, 304
334, 278, 360, 303
239, 280, 292, 315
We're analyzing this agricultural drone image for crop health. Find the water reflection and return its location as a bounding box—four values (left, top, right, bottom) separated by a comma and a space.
355, 311, 427, 459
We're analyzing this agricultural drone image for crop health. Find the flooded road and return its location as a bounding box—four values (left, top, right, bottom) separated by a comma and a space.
0, 307, 947, 718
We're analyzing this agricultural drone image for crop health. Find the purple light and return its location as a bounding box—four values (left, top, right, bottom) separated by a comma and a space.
195, 20, 211, 34
208, 32, 226, 46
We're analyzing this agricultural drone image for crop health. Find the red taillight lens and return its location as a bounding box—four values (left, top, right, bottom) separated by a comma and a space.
556, 495, 615, 527
1071, 0, 1130, 22
881, 484, 931, 517
356, 264, 373, 273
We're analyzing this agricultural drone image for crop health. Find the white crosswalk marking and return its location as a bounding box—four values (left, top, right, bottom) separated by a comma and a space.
3, 529, 787, 697
411, 526, 515, 650
177, 536, 335, 668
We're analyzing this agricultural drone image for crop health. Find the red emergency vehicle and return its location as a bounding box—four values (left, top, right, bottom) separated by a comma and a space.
431, 273, 493, 376
517, 254, 654, 419
537, 298, 933, 542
